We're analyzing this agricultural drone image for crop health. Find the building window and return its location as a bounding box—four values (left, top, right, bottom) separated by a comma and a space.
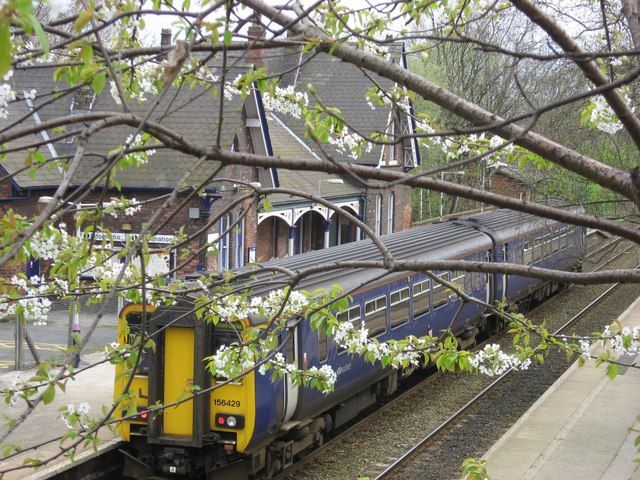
234, 212, 244, 268
388, 121, 396, 165
387, 192, 394, 234
219, 214, 230, 270
375, 195, 382, 236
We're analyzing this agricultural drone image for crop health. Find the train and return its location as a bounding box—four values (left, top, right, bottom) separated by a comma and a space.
114, 207, 587, 479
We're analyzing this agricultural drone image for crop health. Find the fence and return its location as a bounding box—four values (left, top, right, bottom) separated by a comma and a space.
6, 295, 123, 371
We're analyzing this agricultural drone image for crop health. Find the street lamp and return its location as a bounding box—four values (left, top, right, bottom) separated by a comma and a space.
439, 171, 465, 218
38, 196, 97, 367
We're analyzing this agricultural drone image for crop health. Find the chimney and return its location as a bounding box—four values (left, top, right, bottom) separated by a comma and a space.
161, 28, 172, 47
247, 14, 265, 68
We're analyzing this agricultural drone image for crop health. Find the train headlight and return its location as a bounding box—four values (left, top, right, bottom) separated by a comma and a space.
215, 413, 245, 429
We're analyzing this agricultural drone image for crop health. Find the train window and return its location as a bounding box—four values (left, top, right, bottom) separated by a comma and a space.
364, 295, 387, 337
318, 329, 328, 363
523, 242, 533, 265
211, 324, 244, 383
432, 273, 449, 308
336, 305, 362, 353
464, 272, 472, 291
337, 305, 361, 324
449, 273, 465, 300
285, 334, 295, 364
125, 313, 151, 375
413, 279, 431, 317
533, 243, 542, 262
390, 287, 409, 328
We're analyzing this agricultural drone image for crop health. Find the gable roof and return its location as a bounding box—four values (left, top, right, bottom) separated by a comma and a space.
266, 114, 361, 205
261, 44, 406, 166
1, 64, 247, 190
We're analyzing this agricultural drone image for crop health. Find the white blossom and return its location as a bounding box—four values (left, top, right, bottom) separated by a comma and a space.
468, 343, 531, 376
0, 275, 52, 324
48, 0, 69, 19
0, 73, 16, 119
262, 86, 309, 119
587, 94, 632, 135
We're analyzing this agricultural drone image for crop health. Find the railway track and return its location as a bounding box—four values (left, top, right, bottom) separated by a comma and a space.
373, 239, 637, 479
276, 233, 635, 480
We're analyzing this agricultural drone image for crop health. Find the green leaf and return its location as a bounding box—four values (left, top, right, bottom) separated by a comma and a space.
607, 363, 618, 380
29, 15, 50, 54
223, 30, 232, 46
92, 72, 106, 94
42, 385, 55, 404
0, 23, 11, 78
75, 10, 94, 30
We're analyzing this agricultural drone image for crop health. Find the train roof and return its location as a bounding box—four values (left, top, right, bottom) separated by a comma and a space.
464, 208, 556, 243
159, 207, 570, 324
234, 220, 491, 297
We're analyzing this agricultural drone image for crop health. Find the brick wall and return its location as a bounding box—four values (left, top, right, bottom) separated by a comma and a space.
360, 114, 413, 235
489, 172, 530, 201
0, 189, 205, 277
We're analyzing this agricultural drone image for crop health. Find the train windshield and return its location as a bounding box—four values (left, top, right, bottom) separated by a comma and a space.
211, 323, 244, 383
125, 312, 151, 375
212, 323, 243, 352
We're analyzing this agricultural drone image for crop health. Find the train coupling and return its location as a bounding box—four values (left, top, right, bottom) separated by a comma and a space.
159, 447, 191, 476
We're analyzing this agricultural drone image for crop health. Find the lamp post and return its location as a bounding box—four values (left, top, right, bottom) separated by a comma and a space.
38, 196, 96, 367
439, 171, 465, 218
317, 178, 344, 249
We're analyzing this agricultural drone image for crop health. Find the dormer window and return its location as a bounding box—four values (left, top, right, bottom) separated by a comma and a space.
69, 86, 95, 114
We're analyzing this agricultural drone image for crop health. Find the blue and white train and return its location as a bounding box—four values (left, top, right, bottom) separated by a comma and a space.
115, 207, 586, 479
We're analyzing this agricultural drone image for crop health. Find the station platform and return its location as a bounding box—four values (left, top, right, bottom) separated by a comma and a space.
0, 352, 118, 480
483, 298, 640, 480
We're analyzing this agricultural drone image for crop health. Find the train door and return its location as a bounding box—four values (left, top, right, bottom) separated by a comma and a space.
163, 327, 195, 436
283, 324, 299, 423
485, 250, 493, 305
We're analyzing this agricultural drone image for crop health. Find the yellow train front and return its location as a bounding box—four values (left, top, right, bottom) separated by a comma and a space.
115, 302, 311, 480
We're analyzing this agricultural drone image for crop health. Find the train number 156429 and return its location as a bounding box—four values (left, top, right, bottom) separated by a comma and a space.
214, 399, 240, 408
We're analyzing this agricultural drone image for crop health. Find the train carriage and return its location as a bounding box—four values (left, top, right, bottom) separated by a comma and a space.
115, 208, 586, 479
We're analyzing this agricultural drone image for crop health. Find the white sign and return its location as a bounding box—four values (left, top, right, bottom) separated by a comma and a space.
85, 232, 175, 244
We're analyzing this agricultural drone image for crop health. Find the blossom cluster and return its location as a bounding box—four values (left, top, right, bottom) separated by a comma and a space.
28, 224, 71, 261
207, 344, 256, 380
0, 70, 16, 119
468, 343, 531, 376
586, 94, 630, 135
110, 66, 158, 105
415, 117, 516, 166
119, 134, 157, 167
58, 401, 91, 429
262, 85, 309, 119
333, 321, 430, 369
103, 196, 143, 218
328, 129, 374, 160
0, 275, 52, 325
207, 289, 310, 323
599, 325, 640, 356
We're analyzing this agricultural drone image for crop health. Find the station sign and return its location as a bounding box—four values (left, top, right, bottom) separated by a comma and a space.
85, 232, 175, 244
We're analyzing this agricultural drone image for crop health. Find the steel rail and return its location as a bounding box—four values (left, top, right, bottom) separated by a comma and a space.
373, 244, 637, 479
